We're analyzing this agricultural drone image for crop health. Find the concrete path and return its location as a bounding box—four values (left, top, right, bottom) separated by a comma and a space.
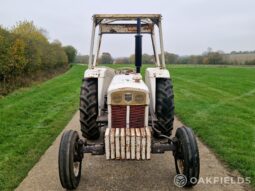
16, 111, 252, 191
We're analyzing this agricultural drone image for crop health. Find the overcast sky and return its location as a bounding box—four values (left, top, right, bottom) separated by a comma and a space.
1, 0, 255, 57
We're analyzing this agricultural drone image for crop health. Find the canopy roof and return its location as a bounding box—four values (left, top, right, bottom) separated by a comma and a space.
93, 14, 162, 25
93, 14, 161, 20
88, 14, 166, 69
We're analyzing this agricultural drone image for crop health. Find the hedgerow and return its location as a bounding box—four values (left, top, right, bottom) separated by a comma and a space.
0, 21, 68, 95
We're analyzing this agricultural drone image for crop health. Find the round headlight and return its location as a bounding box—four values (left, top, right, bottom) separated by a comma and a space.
134, 94, 145, 103
112, 94, 122, 103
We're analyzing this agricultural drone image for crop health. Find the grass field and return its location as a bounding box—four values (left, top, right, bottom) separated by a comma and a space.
168, 65, 255, 186
0, 65, 86, 190
0, 64, 254, 190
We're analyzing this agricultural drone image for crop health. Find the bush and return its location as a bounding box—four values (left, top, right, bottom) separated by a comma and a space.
75, 55, 89, 64
114, 57, 130, 64
64, 45, 77, 63
99, 52, 113, 64
0, 21, 69, 95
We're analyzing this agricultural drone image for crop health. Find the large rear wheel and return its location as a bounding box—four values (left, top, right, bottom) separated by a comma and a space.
154, 78, 174, 137
80, 78, 100, 140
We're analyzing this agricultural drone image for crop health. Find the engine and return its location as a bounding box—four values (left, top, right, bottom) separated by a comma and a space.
107, 73, 149, 129
105, 73, 151, 160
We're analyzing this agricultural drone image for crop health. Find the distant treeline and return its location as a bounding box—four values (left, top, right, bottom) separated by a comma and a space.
178, 51, 255, 65
0, 21, 77, 95
75, 49, 255, 65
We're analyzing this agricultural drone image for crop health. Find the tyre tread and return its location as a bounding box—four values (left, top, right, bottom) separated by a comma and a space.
80, 78, 100, 140
155, 78, 174, 136
175, 127, 200, 187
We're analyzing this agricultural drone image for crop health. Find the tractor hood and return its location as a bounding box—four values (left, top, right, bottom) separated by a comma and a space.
107, 74, 149, 105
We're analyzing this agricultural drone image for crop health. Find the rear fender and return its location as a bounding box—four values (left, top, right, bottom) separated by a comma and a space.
84, 67, 115, 116
145, 68, 170, 111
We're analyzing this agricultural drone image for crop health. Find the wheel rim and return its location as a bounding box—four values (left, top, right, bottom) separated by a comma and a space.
177, 159, 185, 174
73, 162, 80, 177
73, 141, 81, 177
175, 140, 185, 174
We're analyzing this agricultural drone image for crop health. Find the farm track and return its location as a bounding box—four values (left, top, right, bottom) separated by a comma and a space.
15, 111, 252, 191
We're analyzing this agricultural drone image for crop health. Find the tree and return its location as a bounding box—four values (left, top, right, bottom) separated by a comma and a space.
8, 37, 28, 77
164, 52, 179, 64
142, 54, 154, 64
11, 21, 50, 71
75, 54, 89, 64
129, 54, 154, 65
129, 54, 135, 64
99, 52, 113, 64
207, 52, 223, 65
114, 57, 130, 64
0, 21, 70, 95
11, 21, 48, 44
0, 27, 13, 84
63, 45, 77, 63
177, 56, 189, 64
51, 41, 68, 68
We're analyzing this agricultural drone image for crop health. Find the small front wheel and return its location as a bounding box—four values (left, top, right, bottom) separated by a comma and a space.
58, 130, 83, 190
174, 126, 200, 187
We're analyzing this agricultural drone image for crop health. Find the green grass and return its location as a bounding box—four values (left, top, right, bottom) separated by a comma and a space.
168, 65, 255, 187
0, 65, 86, 191
1, 63, 254, 189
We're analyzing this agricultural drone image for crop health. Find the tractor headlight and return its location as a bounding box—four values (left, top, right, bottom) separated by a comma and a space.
111, 91, 146, 105
134, 94, 145, 104
111, 93, 122, 104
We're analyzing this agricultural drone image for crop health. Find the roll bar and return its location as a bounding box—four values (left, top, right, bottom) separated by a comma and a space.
88, 14, 166, 69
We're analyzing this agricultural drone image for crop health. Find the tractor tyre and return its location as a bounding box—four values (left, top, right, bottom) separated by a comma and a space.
174, 126, 200, 187
80, 78, 100, 140
154, 78, 174, 137
58, 130, 83, 190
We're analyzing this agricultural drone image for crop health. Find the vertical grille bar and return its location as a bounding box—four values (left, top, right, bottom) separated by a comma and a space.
126, 105, 130, 128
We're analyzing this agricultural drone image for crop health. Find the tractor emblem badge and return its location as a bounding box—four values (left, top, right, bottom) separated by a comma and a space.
124, 93, 132, 102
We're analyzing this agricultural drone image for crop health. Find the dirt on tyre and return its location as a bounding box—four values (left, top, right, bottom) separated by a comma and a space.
58, 130, 83, 190
154, 78, 174, 137
174, 126, 200, 187
80, 78, 100, 140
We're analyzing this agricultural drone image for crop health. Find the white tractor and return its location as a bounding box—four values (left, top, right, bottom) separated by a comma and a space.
58, 14, 200, 189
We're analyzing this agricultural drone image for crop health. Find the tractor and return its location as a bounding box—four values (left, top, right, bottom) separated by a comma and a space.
58, 14, 200, 189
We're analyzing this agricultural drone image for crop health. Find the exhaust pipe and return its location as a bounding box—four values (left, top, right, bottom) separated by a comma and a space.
135, 18, 142, 73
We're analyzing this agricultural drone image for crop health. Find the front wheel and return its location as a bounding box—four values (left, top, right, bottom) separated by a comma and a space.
58, 130, 83, 190
173, 126, 200, 187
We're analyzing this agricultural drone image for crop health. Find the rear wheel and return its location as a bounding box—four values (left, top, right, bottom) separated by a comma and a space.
80, 78, 100, 140
174, 126, 200, 187
58, 130, 83, 190
154, 78, 174, 137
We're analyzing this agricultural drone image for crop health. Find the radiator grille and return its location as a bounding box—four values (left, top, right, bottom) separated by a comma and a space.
111, 105, 126, 128
130, 106, 145, 128
111, 105, 145, 128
